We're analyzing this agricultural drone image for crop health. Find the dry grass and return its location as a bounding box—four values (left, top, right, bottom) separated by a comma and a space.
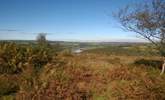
47, 53, 165, 100
0, 43, 165, 100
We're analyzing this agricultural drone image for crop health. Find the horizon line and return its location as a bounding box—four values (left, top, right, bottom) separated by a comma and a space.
0, 39, 148, 43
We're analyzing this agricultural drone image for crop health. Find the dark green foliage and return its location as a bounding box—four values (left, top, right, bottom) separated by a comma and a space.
0, 42, 55, 98
134, 59, 162, 69
36, 33, 47, 46
159, 46, 165, 57
0, 42, 53, 74
0, 75, 19, 96
28, 46, 53, 71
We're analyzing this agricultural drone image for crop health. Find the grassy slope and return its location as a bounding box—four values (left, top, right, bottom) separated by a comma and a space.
0, 43, 165, 100
58, 53, 165, 100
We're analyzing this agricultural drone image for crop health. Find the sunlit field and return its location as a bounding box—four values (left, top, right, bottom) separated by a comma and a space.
0, 41, 165, 100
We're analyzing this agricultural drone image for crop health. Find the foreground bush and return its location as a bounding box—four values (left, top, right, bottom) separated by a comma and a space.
0, 75, 19, 96
0, 42, 53, 74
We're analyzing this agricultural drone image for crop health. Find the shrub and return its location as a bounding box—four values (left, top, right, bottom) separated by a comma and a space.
134, 59, 162, 69
0, 75, 19, 96
0, 42, 53, 74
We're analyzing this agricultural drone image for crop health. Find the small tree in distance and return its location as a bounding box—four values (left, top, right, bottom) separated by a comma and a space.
36, 33, 47, 46
114, 0, 165, 75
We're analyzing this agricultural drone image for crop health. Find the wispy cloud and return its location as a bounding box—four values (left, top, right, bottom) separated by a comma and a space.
0, 29, 20, 32
0, 30, 55, 36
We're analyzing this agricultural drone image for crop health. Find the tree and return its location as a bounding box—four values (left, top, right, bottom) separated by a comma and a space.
114, 0, 165, 75
36, 33, 47, 46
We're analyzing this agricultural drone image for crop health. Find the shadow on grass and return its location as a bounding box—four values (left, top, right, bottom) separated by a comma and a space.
134, 59, 163, 69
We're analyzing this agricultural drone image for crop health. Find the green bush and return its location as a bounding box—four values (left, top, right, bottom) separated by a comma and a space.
0, 75, 19, 96
0, 42, 53, 74
134, 59, 162, 69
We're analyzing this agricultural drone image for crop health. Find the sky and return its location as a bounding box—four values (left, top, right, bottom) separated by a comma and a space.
0, 0, 146, 42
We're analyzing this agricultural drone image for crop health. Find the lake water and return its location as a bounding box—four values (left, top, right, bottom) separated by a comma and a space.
73, 49, 83, 53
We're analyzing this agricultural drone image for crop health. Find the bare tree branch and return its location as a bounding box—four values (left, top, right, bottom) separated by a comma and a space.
114, 0, 165, 56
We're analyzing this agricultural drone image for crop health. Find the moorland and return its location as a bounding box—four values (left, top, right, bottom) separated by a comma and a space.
0, 40, 165, 100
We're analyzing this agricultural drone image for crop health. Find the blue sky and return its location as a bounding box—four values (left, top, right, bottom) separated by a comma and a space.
0, 0, 145, 42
